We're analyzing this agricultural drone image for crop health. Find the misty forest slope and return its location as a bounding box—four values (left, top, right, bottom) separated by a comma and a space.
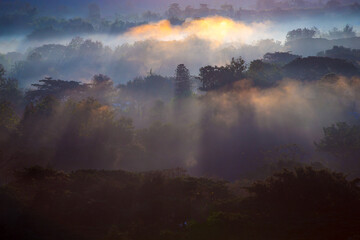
2, 1, 360, 239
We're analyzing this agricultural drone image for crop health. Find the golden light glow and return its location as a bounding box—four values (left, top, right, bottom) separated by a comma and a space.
124, 16, 258, 45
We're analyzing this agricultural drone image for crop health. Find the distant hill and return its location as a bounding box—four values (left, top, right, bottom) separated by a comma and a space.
317, 46, 360, 68
283, 56, 360, 80
286, 37, 360, 57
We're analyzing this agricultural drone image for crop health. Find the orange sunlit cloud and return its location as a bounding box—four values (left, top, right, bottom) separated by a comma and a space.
124, 16, 266, 45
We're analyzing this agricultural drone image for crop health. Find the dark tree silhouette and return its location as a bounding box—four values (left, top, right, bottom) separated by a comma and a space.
263, 52, 301, 66
25, 77, 87, 103
0, 101, 19, 143
283, 56, 360, 80
92, 74, 113, 89
327, 24, 356, 39
247, 60, 283, 87
317, 46, 360, 67
175, 64, 191, 98
197, 57, 246, 91
286, 27, 318, 42
316, 122, 360, 173
242, 167, 360, 240
0, 65, 22, 106
167, 3, 182, 18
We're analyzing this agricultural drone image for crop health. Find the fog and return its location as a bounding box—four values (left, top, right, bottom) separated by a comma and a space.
195, 77, 360, 178
3, 1, 360, 239
1, 0, 360, 179
1, 15, 359, 87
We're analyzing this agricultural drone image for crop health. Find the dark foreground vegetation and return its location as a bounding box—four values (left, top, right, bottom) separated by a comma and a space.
1, 166, 360, 240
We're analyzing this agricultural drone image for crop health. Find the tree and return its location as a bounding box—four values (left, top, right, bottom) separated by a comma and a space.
52, 98, 135, 170
27, 52, 42, 61
197, 57, 246, 91
175, 64, 191, 98
9, 97, 136, 170
317, 46, 360, 68
27, 44, 67, 61
25, 77, 87, 103
0, 65, 22, 106
220, 4, 234, 16
263, 52, 301, 66
243, 167, 360, 239
184, 5, 195, 17
228, 57, 246, 80
315, 122, 360, 173
283, 56, 360, 81
68, 36, 85, 50
0, 101, 19, 143
199, 4, 210, 16
142, 11, 160, 21
247, 60, 283, 87
63, 18, 94, 34
285, 27, 318, 42
326, 24, 356, 39
0, 64, 5, 78
92, 74, 113, 89
121, 73, 173, 100
167, 3, 182, 18
87, 74, 115, 104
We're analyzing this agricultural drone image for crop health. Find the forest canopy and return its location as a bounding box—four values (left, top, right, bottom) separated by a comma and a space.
1, 1, 360, 239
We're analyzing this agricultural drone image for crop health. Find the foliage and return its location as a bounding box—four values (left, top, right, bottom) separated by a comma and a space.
28, 18, 95, 40
10, 38, 112, 86
317, 46, 360, 68
175, 64, 192, 98
283, 56, 360, 80
0, 65, 23, 106
242, 167, 360, 239
120, 73, 174, 100
1, 167, 360, 240
326, 24, 357, 39
197, 57, 246, 91
0, 166, 231, 240
110, 19, 145, 34
286, 27, 319, 42
247, 60, 283, 87
25, 77, 88, 103
263, 51, 301, 66
167, 3, 182, 18
0, 97, 136, 170
315, 122, 360, 173
0, 101, 19, 143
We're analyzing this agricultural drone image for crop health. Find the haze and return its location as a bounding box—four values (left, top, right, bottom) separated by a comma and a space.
1, 1, 360, 239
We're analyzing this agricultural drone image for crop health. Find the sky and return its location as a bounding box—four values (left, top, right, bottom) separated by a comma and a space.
1, 0, 359, 83
1, 0, 308, 16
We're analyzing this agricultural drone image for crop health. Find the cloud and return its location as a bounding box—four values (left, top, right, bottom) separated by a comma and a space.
124, 16, 268, 46
9, 36, 284, 86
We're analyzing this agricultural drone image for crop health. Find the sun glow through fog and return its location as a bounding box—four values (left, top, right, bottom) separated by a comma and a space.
124, 16, 260, 45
